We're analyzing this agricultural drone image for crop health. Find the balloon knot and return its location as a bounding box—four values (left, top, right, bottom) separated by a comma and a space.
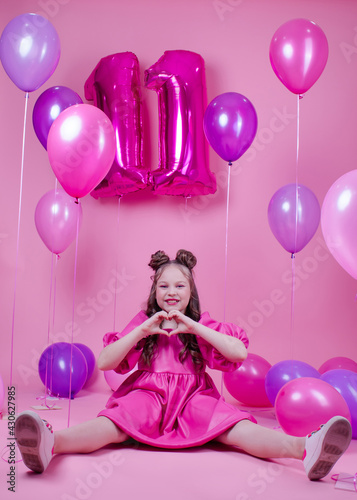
291, 253, 295, 259
299, 94, 304, 100
228, 162, 233, 167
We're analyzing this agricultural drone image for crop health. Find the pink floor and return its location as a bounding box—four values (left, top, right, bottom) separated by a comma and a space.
1, 388, 356, 500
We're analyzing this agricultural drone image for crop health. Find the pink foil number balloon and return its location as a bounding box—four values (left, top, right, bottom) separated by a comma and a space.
85, 52, 148, 198
145, 50, 216, 197
35, 189, 82, 255
321, 170, 357, 280
269, 18, 329, 95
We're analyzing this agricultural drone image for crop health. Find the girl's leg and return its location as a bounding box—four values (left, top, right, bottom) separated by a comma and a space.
54, 416, 129, 454
215, 420, 305, 459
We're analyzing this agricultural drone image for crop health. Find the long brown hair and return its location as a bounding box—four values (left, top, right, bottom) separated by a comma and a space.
138, 249, 204, 371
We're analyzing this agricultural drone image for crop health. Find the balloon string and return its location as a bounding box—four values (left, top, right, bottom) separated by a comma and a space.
221, 161, 232, 396
113, 196, 122, 331
294, 94, 301, 254
67, 201, 81, 427
290, 253, 296, 360
10, 92, 29, 387
223, 162, 232, 323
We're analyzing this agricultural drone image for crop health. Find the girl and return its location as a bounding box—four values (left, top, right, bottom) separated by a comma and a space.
15, 249, 352, 480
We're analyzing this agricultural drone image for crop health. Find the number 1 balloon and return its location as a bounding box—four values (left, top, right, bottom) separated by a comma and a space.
0, 13, 60, 92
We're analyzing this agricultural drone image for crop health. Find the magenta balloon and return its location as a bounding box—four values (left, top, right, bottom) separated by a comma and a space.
265, 359, 320, 406
204, 92, 258, 163
319, 357, 357, 374
321, 170, 357, 279
104, 368, 136, 392
38, 343, 88, 398
33, 86, 83, 150
0, 13, 60, 92
85, 52, 148, 198
320, 369, 357, 438
275, 377, 351, 437
223, 353, 272, 407
269, 18, 328, 95
145, 50, 217, 196
268, 183, 320, 254
35, 189, 82, 255
47, 104, 116, 199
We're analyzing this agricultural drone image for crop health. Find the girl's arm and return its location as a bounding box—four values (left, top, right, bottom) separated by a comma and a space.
168, 310, 248, 363
97, 311, 168, 371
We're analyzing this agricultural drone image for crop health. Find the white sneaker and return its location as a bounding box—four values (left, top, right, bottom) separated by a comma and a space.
303, 416, 352, 480
15, 410, 54, 473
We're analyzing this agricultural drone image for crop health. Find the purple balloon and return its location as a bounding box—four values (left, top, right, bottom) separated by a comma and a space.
321, 369, 357, 439
74, 343, 96, 382
38, 343, 88, 398
265, 359, 321, 405
33, 86, 83, 149
203, 92, 257, 163
0, 13, 60, 92
268, 183, 321, 255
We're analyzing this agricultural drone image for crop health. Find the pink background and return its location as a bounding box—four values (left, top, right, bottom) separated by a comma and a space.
1, 0, 357, 395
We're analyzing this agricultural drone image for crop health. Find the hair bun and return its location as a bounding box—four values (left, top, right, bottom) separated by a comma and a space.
149, 250, 170, 271
175, 249, 197, 270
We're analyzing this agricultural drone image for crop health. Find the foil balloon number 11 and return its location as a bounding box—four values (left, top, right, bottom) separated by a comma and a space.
85, 50, 217, 198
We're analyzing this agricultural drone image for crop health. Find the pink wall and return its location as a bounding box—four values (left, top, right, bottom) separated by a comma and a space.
1, 0, 357, 394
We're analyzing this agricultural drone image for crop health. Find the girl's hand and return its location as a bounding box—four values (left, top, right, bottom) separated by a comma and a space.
165, 310, 197, 335
142, 311, 172, 337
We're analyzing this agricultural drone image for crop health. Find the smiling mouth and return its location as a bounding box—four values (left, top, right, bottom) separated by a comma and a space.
166, 299, 179, 305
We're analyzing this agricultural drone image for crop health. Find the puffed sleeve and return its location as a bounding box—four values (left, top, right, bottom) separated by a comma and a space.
196, 311, 249, 372
102, 311, 148, 374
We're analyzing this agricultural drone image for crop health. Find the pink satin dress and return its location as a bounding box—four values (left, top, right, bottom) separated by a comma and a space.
98, 311, 256, 448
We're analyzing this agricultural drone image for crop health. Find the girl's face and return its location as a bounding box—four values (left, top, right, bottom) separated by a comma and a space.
156, 265, 191, 314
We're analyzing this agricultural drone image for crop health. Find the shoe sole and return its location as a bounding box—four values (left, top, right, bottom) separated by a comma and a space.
306, 417, 352, 481
15, 412, 48, 473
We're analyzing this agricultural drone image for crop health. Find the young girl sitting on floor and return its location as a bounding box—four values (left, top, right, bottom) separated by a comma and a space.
15, 249, 352, 480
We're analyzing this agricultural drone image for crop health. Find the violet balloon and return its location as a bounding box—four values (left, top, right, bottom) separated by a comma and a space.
265, 359, 320, 406
38, 343, 88, 398
145, 50, 216, 196
268, 183, 320, 255
269, 18, 328, 95
0, 13, 60, 92
85, 52, 148, 198
320, 369, 357, 438
275, 377, 351, 437
321, 170, 357, 280
223, 353, 273, 407
203, 92, 258, 163
74, 343, 96, 382
35, 189, 82, 255
33, 86, 83, 150
47, 104, 116, 199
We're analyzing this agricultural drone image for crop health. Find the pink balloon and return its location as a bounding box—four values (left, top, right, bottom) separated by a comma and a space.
104, 368, 136, 391
269, 18, 329, 95
275, 377, 351, 437
223, 353, 273, 407
47, 104, 116, 199
268, 183, 320, 255
35, 189, 82, 255
204, 92, 258, 163
321, 170, 357, 279
319, 357, 357, 374
85, 52, 148, 198
0, 13, 60, 92
145, 50, 216, 196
